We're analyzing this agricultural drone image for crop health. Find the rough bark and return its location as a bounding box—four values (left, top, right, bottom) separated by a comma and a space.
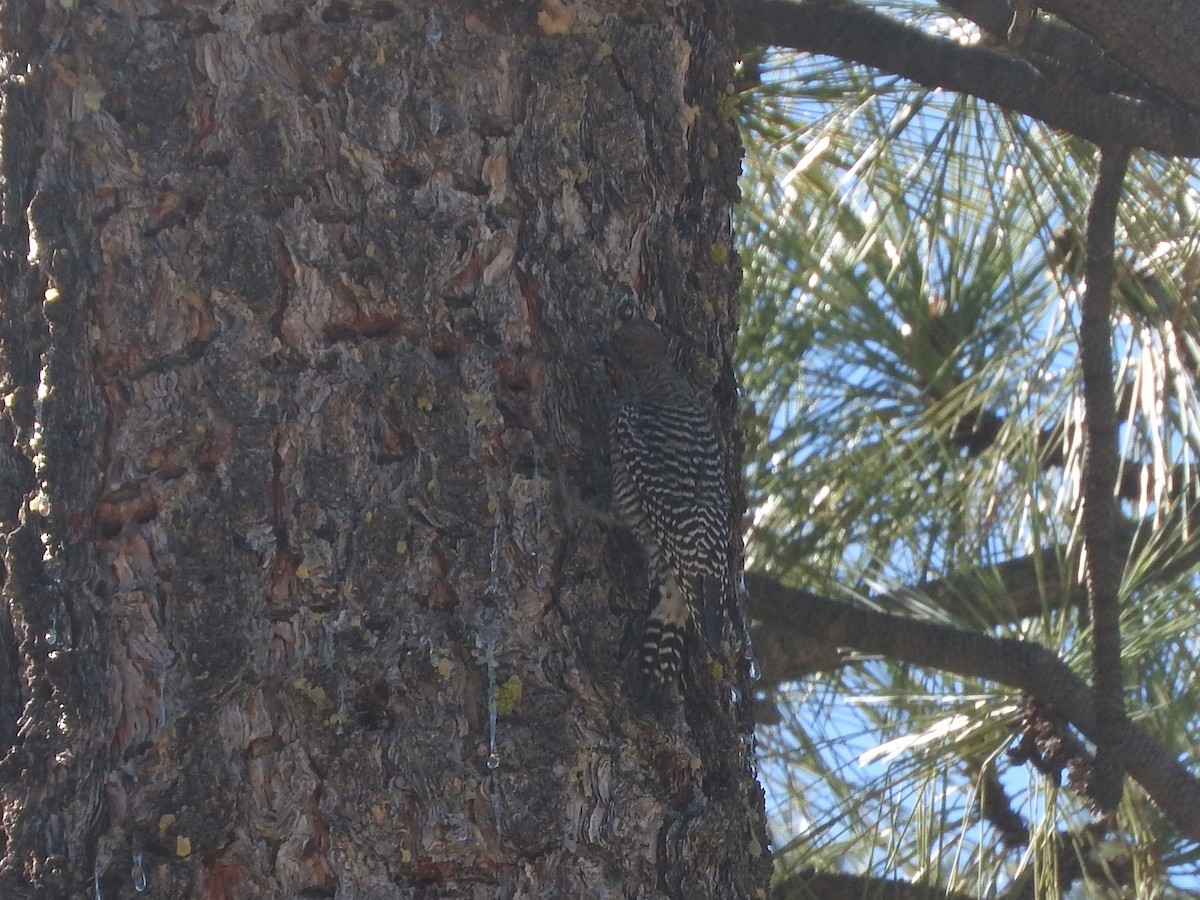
0, 1, 768, 897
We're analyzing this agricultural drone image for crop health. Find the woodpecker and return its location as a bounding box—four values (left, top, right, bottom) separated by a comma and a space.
606, 318, 732, 681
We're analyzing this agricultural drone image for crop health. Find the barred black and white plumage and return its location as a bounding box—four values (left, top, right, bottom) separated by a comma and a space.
606, 319, 731, 682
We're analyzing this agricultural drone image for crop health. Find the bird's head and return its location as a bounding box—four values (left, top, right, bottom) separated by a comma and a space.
603, 319, 670, 386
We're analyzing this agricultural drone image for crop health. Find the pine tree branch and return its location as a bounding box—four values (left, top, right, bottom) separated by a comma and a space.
969, 756, 1030, 848
771, 868, 978, 900
732, 0, 1200, 156
940, 0, 1158, 101
1077, 144, 1131, 811
878, 507, 1200, 628
913, 543, 1087, 624
1037, 0, 1200, 114
744, 572, 1200, 840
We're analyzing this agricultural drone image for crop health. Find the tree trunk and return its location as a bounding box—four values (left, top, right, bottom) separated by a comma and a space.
0, 1, 767, 897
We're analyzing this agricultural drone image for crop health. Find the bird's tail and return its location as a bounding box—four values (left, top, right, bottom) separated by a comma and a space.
642, 578, 688, 682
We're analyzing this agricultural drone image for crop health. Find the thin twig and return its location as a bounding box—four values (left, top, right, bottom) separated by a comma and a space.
1078, 144, 1131, 811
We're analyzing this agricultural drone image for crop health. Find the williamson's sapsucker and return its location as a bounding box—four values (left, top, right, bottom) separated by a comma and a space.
606, 318, 732, 682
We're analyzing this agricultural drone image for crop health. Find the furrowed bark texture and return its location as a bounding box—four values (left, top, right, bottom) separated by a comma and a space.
0, 1, 767, 897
